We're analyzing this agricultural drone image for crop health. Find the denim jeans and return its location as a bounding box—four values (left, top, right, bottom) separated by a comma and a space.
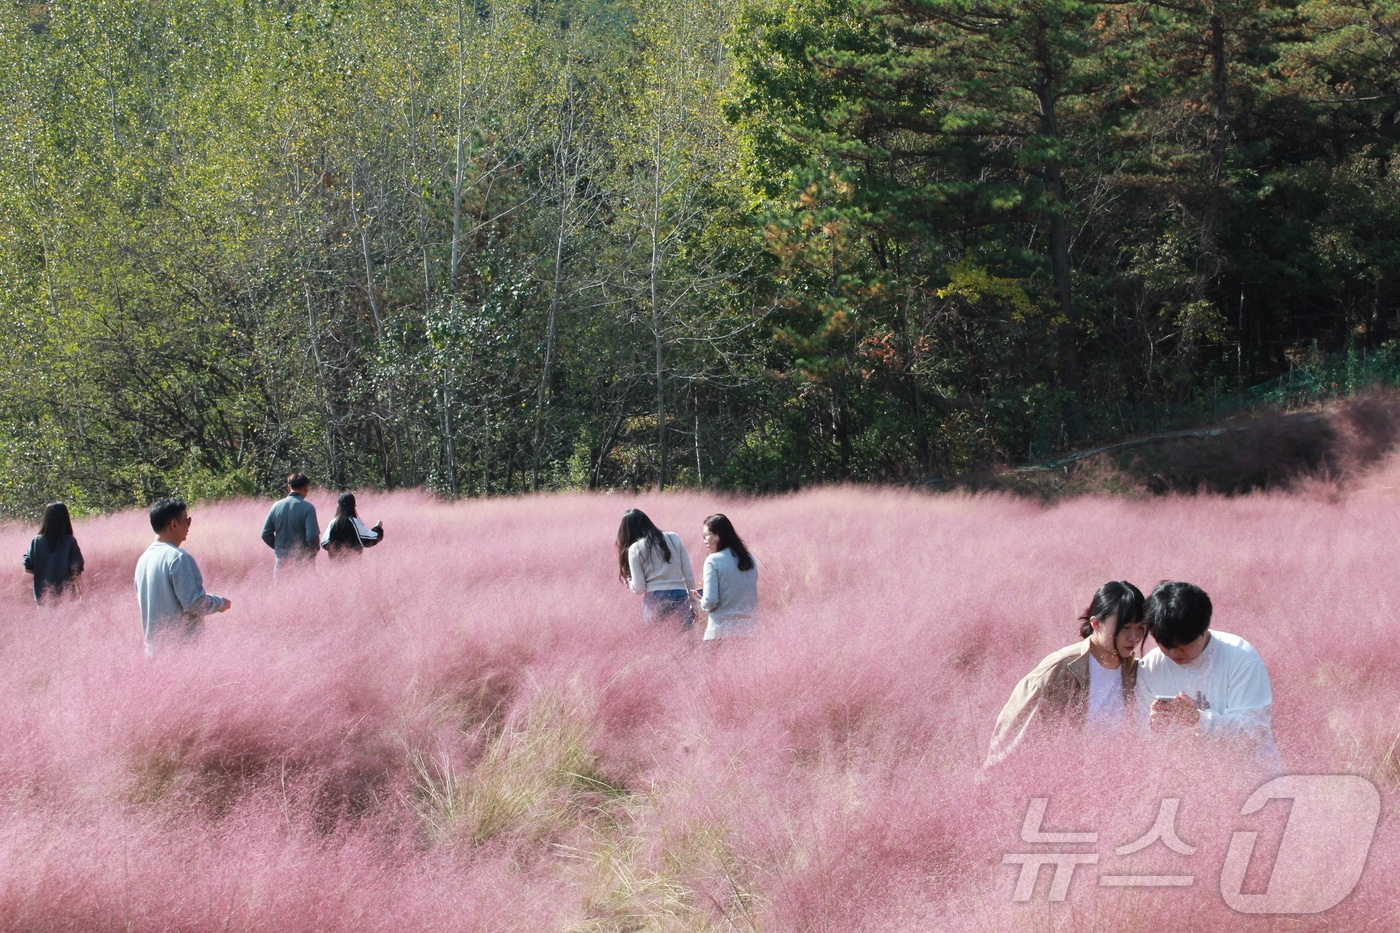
642, 589, 695, 630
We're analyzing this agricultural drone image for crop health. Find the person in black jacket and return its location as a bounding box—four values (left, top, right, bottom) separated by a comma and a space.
319, 493, 384, 561
24, 502, 85, 604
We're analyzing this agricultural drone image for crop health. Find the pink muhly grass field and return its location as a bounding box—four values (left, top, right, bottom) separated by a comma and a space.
0, 476, 1396, 931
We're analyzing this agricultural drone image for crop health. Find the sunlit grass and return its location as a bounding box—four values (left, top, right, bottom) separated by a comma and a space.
0, 479, 1396, 929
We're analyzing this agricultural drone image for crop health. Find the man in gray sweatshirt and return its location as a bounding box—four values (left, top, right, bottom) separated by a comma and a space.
134, 498, 231, 654
260, 472, 320, 573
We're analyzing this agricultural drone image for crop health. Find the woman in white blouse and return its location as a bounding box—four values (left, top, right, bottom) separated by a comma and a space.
616, 509, 697, 629
697, 513, 758, 643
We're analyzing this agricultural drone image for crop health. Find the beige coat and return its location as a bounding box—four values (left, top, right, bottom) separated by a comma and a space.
984, 638, 1137, 768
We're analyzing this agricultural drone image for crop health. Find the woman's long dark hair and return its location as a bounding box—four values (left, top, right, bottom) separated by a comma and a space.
38, 502, 74, 545
616, 509, 671, 583
334, 493, 360, 523
704, 513, 753, 572
1077, 580, 1145, 640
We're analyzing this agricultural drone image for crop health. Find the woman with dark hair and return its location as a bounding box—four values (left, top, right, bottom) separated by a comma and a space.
616, 509, 696, 629
984, 580, 1146, 768
23, 502, 85, 604
319, 493, 384, 560
697, 513, 758, 642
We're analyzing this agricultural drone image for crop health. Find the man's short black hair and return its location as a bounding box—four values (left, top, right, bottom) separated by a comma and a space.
149, 497, 188, 533
287, 472, 310, 491
1145, 581, 1213, 648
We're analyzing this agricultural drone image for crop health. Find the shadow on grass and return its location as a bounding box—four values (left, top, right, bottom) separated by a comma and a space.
955, 390, 1400, 498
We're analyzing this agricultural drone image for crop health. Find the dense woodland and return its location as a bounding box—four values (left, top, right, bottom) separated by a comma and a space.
1, 0, 1397, 513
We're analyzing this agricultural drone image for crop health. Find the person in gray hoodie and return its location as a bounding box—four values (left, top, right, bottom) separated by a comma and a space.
260, 472, 320, 573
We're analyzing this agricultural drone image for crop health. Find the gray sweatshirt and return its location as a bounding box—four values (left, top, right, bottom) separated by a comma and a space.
134, 542, 227, 647
261, 493, 320, 562
700, 548, 759, 641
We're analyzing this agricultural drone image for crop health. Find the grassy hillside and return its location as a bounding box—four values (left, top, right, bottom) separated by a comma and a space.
0, 481, 1395, 929
960, 390, 1400, 500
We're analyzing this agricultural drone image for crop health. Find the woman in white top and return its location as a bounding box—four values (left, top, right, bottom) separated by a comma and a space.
984, 581, 1146, 768
697, 513, 758, 642
616, 509, 696, 629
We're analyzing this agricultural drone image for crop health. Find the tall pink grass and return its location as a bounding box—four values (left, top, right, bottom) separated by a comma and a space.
0, 477, 1395, 930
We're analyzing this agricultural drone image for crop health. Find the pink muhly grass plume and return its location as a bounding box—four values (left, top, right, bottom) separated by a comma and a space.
0, 473, 1396, 930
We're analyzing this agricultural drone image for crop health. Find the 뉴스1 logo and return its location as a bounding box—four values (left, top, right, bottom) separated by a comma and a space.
1003, 774, 1380, 914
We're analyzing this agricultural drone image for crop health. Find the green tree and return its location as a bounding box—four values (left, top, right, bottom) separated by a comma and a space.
605, 0, 752, 489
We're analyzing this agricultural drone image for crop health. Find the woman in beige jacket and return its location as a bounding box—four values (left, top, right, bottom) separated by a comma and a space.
985, 581, 1146, 768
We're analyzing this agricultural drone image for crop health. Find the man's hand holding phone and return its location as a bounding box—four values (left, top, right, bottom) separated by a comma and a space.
1150, 693, 1200, 732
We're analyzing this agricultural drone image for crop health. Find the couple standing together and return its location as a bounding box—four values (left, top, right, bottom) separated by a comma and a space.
616, 509, 758, 643
986, 580, 1279, 771
261, 473, 384, 568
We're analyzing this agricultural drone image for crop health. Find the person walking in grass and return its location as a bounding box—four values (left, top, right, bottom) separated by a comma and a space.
320, 492, 384, 561
134, 498, 231, 654
261, 472, 320, 574
985, 580, 1147, 768
616, 509, 698, 630
23, 501, 85, 605
696, 513, 759, 645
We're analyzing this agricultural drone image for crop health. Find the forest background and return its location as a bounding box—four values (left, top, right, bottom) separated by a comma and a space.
2, 0, 1399, 515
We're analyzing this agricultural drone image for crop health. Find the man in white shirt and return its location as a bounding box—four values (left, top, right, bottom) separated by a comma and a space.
1135, 581, 1279, 771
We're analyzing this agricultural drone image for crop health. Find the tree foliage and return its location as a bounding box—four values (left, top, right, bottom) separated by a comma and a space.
0, 0, 1397, 512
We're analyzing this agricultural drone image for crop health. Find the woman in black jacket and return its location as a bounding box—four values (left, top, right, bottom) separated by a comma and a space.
24, 502, 84, 604
320, 493, 384, 560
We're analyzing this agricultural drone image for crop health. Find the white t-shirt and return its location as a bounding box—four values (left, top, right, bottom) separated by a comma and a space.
1135, 630, 1279, 767
1085, 653, 1126, 729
